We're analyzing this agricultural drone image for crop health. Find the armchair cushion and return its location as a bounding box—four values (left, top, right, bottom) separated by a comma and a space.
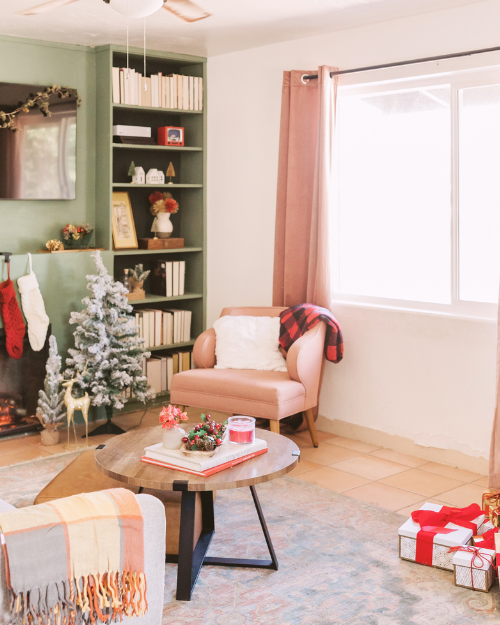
213, 315, 287, 372
170, 368, 306, 420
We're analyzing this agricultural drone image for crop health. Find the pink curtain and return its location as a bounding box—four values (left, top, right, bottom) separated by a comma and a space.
273, 66, 338, 309
489, 307, 500, 486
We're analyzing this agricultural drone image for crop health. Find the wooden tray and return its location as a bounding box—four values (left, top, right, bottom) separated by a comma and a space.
138, 238, 184, 250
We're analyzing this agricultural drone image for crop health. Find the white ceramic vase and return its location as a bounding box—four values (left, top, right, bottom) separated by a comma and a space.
152, 213, 173, 239
162, 426, 186, 449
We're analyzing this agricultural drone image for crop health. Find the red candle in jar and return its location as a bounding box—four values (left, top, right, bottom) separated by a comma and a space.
228, 416, 255, 445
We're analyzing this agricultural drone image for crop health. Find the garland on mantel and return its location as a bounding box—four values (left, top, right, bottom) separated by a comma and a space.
0, 86, 81, 131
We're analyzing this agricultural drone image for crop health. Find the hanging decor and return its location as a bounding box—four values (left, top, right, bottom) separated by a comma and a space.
0, 86, 80, 131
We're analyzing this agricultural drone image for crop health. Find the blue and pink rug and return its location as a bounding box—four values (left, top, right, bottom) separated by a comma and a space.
0, 453, 498, 624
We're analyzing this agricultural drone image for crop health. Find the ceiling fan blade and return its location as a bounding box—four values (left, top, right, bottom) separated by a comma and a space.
17, 0, 80, 15
163, 0, 211, 23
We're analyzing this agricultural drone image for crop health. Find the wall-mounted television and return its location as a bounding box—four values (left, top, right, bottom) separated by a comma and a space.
0, 82, 77, 200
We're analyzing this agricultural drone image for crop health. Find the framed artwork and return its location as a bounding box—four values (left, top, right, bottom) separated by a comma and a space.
112, 192, 138, 249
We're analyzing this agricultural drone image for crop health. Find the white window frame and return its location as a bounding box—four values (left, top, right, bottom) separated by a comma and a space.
333, 66, 500, 321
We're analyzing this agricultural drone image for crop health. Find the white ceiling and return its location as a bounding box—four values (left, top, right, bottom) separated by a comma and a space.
0, 0, 490, 57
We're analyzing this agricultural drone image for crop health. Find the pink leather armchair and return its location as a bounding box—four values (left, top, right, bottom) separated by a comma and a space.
170, 306, 326, 447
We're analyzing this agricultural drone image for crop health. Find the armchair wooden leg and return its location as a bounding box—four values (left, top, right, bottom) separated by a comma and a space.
304, 409, 319, 448
269, 420, 280, 434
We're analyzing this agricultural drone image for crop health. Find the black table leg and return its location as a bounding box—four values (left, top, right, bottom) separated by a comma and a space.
173, 483, 279, 601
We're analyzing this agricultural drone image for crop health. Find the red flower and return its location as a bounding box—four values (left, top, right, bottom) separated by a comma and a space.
149, 191, 164, 204
165, 198, 179, 213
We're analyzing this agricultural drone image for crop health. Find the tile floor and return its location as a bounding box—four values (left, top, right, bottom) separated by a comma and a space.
0, 408, 489, 516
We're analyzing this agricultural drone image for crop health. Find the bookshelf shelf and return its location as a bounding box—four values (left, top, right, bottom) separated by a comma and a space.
96, 44, 206, 413
131, 293, 203, 305
113, 144, 203, 152
149, 339, 195, 352
113, 104, 203, 115
114, 247, 202, 256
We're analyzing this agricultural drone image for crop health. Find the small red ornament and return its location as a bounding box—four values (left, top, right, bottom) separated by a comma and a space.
195, 435, 200, 441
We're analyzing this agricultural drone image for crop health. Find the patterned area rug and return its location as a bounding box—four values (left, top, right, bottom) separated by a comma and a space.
0, 454, 499, 624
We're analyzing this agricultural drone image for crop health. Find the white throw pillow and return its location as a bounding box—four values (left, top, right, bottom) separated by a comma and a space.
213, 315, 287, 372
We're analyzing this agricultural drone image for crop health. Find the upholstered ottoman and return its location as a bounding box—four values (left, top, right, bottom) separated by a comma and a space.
35, 449, 204, 555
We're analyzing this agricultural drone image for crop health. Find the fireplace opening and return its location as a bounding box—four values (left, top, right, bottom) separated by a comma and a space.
0, 327, 50, 438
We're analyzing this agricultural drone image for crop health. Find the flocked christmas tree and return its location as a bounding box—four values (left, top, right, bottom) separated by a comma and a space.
36, 335, 66, 430
66, 251, 154, 435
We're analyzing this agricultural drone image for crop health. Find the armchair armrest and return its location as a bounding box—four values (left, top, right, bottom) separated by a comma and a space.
286, 323, 326, 396
193, 328, 216, 369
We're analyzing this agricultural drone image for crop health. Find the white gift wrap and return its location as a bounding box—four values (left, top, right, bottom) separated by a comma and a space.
453, 548, 496, 592
398, 502, 484, 571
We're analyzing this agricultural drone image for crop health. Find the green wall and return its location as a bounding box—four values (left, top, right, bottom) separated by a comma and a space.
0, 35, 101, 357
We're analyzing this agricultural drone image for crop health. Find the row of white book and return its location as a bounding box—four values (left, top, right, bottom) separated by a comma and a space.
123, 349, 193, 397
150, 260, 186, 298
112, 67, 203, 111
135, 309, 191, 349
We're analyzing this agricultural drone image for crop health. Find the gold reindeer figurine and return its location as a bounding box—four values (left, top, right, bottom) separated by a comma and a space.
62, 378, 90, 447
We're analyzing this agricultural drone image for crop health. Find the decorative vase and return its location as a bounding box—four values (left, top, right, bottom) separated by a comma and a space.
40, 428, 60, 446
127, 278, 145, 301
152, 213, 173, 239
162, 427, 186, 450
64, 230, 93, 249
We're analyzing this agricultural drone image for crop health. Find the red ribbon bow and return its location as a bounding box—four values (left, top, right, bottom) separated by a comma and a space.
474, 527, 499, 551
411, 504, 482, 566
447, 545, 496, 590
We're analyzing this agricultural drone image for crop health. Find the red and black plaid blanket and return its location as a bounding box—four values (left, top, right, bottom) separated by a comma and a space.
279, 303, 343, 363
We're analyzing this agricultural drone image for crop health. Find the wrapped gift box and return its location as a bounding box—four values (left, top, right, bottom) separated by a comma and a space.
453, 547, 496, 592
482, 490, 500, 516
398, 502, 485, 571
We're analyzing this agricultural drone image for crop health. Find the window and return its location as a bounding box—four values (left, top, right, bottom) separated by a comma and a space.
334, 70, 500, 318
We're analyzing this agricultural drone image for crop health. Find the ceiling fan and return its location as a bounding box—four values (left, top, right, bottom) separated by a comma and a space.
17, 0, 211, 23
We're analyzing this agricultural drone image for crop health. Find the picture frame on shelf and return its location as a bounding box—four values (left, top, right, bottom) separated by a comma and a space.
112, 192, 138, 249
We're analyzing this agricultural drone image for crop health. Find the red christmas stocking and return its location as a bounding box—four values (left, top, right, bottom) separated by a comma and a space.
0, 273, 26, 360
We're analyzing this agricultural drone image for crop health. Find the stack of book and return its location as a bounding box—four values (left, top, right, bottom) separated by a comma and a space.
112, 68, 203, 111
144, 348, 194, 393
135, 308, 191, 349
141, 438, 268, 477
150, 260, 186, 298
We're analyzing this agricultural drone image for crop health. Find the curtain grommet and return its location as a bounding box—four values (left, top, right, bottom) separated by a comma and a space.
301, 74, 310, 85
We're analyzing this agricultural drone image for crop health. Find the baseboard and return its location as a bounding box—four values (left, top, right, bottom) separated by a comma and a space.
316, 416, 489, 475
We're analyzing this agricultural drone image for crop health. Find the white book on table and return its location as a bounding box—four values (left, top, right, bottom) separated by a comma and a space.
188, 76, 194, 110
144, 438, 268, 472
183, 310, 192, 342
179, 261, 185, 296
193, 77, 199, 111
172, 261, 180, 297
182, 76, 189, 110
112, 67, 120, 103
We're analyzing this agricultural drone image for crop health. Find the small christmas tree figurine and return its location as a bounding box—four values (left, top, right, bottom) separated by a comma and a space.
166, 162, 175, 185
66, 251, 154, 435
36, 335, 66, 437
128, 161, 136, 177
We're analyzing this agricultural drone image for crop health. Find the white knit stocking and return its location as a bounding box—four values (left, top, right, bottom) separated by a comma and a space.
17, 254, 50, 351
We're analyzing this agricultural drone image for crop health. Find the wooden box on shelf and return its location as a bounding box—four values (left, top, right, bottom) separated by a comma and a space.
139, 238, 184, 250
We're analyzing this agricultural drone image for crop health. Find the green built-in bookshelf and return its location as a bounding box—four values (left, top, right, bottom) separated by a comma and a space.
95, 44, 207, 406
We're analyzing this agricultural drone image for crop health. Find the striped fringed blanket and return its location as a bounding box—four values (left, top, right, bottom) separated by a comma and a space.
0, 488, 146, 625
279, 303, 343, 363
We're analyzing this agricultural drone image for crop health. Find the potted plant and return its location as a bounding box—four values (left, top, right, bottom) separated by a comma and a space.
36, 336, 66, 445
160, 404, 188, 449
149, 192, 179, 239
127, 264, 151, 301
62, 223, 93, 249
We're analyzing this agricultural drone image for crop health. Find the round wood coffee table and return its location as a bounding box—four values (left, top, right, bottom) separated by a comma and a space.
95, 426, 299, 600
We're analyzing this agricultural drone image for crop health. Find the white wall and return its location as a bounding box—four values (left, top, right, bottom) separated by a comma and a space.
207, 0, 500, 462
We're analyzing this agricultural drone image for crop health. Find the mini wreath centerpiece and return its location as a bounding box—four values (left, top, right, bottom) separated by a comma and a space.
181, 413, 227, 457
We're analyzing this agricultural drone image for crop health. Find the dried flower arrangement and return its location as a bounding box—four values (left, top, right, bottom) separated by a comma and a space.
0, 86, 81, 131
62, 223, 92, 241
149, 192, 179, 216
46, 239, 65, 252
159, 404, 188, 430
182, 414, 227, 452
